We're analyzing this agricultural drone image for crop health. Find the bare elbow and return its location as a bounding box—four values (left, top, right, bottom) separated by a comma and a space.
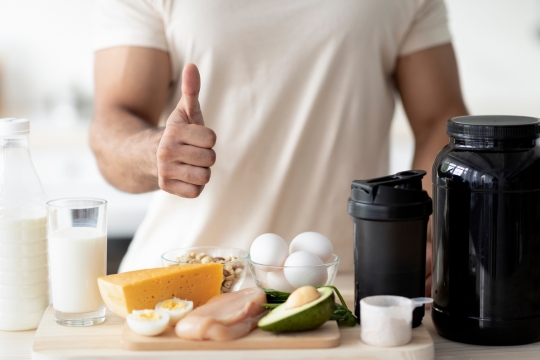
88, 113, 107, 169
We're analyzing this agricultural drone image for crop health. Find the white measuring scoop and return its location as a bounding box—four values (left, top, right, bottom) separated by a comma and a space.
360, 295, 433, 347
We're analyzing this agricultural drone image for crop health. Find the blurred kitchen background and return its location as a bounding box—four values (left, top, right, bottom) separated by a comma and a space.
0, 0, 539, 273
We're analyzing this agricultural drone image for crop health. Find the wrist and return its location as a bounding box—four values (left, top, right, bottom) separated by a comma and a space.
142, 127, 165, 182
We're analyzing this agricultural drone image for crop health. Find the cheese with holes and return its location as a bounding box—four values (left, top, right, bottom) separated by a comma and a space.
97, 264, 222, 318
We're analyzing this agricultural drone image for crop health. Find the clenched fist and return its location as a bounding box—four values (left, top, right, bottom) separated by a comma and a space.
157, 64, 216, 198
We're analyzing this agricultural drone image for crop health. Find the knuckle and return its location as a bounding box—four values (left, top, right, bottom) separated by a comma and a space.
206, 130, 217, 147
199, 168, 211, 184
193, 149, 214, 166
157, 165, 171, 178
178, 166, 208, 186
176, 146, 190, 163
157, 145, 173, 161
177, 166, 191, 182
158, 177, 170, 192
208, 149, 216, 165
185, 147, 201, 164
180, 185, 202, 198
186, 168, 203, 185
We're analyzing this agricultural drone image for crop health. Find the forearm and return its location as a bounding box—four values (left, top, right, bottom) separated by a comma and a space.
395, 44, 468, 294
411, 105, 467, 245
89, 106, 163, 193
396, 44, 469, 196
410, 110, 464, 197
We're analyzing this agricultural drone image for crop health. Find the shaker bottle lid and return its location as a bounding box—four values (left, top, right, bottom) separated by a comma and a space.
447, 115, 540, 140
348, 170, 432, 221
0, 118, 30, 135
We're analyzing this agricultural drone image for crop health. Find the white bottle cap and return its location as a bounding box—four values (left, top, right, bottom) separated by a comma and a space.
0, 118, 30, 135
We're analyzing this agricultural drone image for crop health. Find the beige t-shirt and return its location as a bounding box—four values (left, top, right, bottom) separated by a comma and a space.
95, 0, 451, 273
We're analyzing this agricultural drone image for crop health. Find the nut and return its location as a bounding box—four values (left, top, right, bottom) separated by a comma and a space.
201, 256, 213, 264
233, 263, 245, 270
175, 251, 245, 294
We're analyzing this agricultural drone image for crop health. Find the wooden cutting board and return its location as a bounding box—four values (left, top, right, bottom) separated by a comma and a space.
32, 306, 434, 359
32, 274, 435, 360
121, 320, 340, 350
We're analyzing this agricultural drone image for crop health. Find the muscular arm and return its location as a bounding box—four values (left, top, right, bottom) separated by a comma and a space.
395, 43, 468, 295
90, 47, 170, 193
90, 47, 216, 197
395, 43, 468, 193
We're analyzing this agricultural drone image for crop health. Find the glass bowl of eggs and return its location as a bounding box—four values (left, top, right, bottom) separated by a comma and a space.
161, 246, 249, 293
248, 232, 340, 292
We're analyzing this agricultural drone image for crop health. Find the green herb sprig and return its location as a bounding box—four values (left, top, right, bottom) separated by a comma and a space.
262, 286, 357, 327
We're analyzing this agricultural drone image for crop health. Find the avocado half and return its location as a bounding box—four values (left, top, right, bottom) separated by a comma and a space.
258, 287, 335, 332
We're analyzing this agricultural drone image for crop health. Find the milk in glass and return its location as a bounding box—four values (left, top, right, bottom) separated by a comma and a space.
49, 227, 106, 313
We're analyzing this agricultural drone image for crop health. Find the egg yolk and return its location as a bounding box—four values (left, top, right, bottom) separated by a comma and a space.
159, 299, 188, 311
133, 310, 162, 321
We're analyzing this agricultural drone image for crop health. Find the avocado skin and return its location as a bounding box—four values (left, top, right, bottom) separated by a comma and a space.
259, 290, 335, 332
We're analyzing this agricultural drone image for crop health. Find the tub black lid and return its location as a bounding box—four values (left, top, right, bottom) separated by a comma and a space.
447, 115, 540, 140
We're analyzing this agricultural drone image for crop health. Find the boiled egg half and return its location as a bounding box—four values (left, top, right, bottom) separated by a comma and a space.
155, 298, 193, 325
127, 309, 170, 336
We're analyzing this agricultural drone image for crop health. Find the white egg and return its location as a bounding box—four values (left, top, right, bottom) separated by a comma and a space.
155, 298, 193, 326
266, 270, 297, 293
289, 232, 333, 263
250, 233, 289, 269
127, 309, 170, 336
283, 251, 328, 288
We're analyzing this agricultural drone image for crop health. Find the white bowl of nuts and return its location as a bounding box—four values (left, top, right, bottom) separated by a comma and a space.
161, 246, 249, 294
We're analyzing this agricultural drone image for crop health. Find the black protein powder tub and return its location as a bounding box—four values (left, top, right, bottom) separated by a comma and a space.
432, 115, 540, 345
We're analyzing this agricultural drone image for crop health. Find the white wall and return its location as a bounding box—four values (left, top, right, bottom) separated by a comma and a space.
0, 0, 94, 120
390, 0, 540, 173
0, 0, 152, 238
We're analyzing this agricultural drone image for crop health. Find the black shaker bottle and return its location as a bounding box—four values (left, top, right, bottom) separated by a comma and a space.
432, 115, 540, 345
348, 170, 433, 327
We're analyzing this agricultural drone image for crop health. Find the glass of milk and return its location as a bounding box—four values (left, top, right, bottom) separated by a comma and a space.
47, 198, 107, 326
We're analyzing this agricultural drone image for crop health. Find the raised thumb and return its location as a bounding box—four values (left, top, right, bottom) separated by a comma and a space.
178, 63, 204, 125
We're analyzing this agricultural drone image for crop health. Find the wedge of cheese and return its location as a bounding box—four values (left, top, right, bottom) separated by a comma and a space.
97, 264, 223, 318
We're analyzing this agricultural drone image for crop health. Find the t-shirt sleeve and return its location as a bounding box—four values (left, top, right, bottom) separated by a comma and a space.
93, 0, 168, 52
399, 0, 451, 56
